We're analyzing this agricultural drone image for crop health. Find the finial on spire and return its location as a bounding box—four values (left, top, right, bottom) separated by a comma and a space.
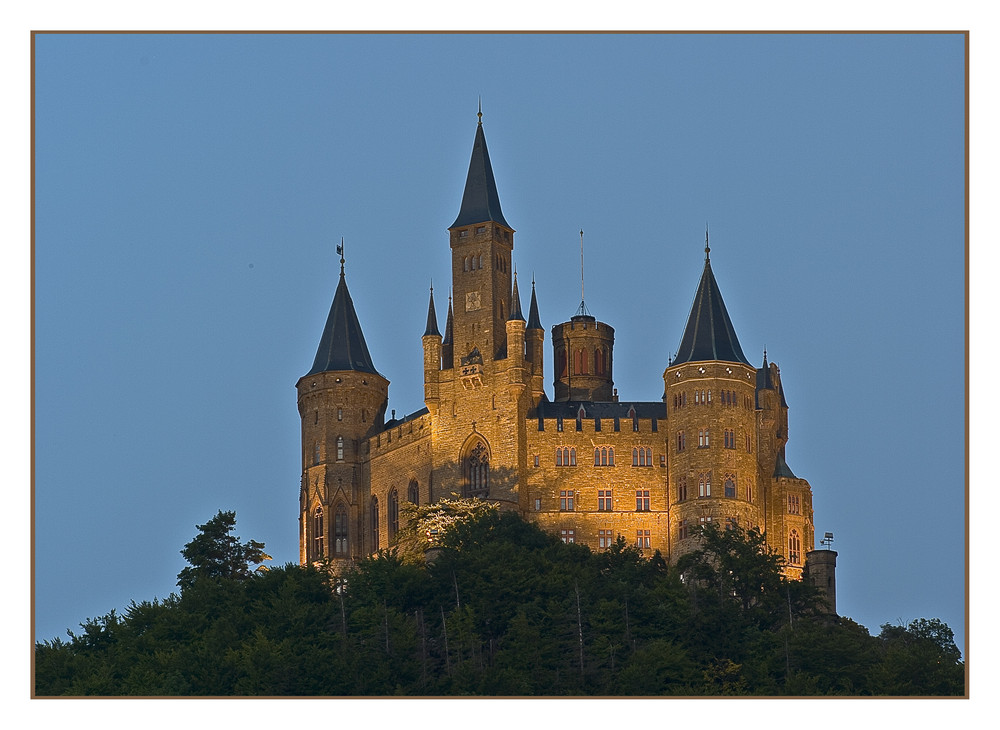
705, 225, 710, 261
580, 228, 585, 307
763, 346, 768, 362
477, 96, 483, 126
337, 237, 346, 275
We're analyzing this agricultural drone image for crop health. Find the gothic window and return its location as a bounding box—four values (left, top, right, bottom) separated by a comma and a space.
337, 408, 343, 421
678, 519, 689, 541
789, 530, 801, 565
556, 447, 576, 466
608, 447, 615, 465
707, 389, 712, 403
695, 390, 700, 405
635, 490, 650, 511
534, 454, 539, 467
698, 428, 710, 448
724, 475, 736, 498
370, 497, 379, 552
698, 472, 712, 498
560, 490, 575, 511
334, 503, 348, 556
560, 529, 575, 544
677, 431, 686, 452
576, 406, 584, 431
746, 434, 752, 453
556, 350, 567, 378
788, 495, 800, 514
598, 489, 613, 511
598, 529, 613, 549
556, 448, 562, 466
633, 447, 639, 466
465, 442, 490, 497
388, 489, 399, 540
336, 435, 345, 461
463, 256, 469, 271
313, 507, 324, 558
408, 479, 419, 505
677, 477, 688, 502
636, 529, 651, 549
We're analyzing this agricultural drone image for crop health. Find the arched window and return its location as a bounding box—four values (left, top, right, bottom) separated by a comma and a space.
465, 442, 489, 497
569, 447, 576, 466
594, 347, 604, 375
556, 350, 567, 377
463, 256, 469, 271
645, 447, 651, 465
408, 480, 419, 506
724, 475, 736, 498
388, 489, 399, 541
336, 435, 344, 461
608, 447, 615, 466
371, 497, 380, 552
789, 530, 801, 565
313, 507, 324, 558
632, 447, 639, 466
334, 503, 348, 556
698, 472, 712, 498
594, 447, 601, 466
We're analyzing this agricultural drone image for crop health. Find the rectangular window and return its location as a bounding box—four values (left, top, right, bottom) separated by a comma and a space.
533, 454, 539, 467
560, 490, 575, 511
726, 516, 738, 531
557, 418, 563, 432
534, 498, 542, 511
561, 529, 575, 544
699, 516, 713, 526
598, 529, 613, 549
636, 529, 651, 549
598, 489, 613, 511
677, 478, 687, 502
788, 495, 800, 514
659, 454, 666, 467
678, 519, 689, 540
635, 490, 650, 511
677, 432, 685, 452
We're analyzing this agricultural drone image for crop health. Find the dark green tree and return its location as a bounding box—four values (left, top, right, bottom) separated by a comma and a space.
176, 510, 271, 591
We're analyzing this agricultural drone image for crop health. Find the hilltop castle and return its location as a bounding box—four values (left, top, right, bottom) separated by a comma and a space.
296, 114, 834, 595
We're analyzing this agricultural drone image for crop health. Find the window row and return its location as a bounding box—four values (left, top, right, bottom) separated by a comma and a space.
559, 528, 658, 551
675, 472, 749, 501
788, 494, 800, 514
676, 429, 752, 453
555, 347, 611, 378
551, 489, 652, 512
671, 390, 754, 411
553, 446, 617, 466
544, 415, 655, 433
676, 515, 740, 540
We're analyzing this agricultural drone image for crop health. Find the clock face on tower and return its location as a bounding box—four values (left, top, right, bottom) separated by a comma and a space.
465, 291, 481, 312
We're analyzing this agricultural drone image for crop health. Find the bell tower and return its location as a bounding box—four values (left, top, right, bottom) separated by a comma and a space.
447, 108, 515, 363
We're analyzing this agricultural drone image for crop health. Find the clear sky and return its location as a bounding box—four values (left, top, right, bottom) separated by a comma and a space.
33, 32, 966, 655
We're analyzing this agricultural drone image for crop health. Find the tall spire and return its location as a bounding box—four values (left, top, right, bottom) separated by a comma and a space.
442, 293, 454, 345
305, 245, 379, 376
423, 282, 441, 337
509, 270, 525, 321
672, 246, 750, 367
526, 276, 543, 330
450, 108, 510, 229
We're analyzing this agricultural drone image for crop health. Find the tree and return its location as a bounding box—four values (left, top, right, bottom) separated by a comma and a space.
176, 510, 271, 591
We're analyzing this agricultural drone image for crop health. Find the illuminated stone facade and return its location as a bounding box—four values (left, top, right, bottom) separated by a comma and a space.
296, 117, 817, 579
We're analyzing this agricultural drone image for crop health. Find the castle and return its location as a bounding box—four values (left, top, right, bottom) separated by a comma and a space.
296, 113, 833, 593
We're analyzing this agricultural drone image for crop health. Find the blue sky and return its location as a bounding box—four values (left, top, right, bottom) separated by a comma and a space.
33, 32, 966, 655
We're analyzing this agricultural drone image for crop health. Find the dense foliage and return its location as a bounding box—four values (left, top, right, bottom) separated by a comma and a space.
34, 510, 964, 696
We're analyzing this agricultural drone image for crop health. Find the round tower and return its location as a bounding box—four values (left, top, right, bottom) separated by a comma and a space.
296, 253, 388, 566
666, 242, 762, 557
552, 314, 615, 402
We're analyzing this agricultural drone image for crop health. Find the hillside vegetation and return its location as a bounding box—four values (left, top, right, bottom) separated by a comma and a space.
34, 508, 964, 696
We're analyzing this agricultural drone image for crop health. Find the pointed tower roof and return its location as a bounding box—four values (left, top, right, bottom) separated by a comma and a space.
423, 284, 441, 337
774, 448, 799, 479
305, 257, 379, 377
509, 271, 525, 321
450, 110, 510, 229
442, 294, 454, 345
526, 277, 543, 330
672, 237, 750, 367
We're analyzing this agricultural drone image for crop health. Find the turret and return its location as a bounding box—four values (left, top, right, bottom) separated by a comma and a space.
296, 247, 388, 565
422, 285, 443, 411
526, 278, 546, 403
552, 313, 615, 402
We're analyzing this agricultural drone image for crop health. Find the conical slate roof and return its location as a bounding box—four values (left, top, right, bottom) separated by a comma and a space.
424, 287, 441, 337
509, 273, 525, 321
450, 119, 510, 229
527, 279, 543, 330
305, 268, 379, 376
442, 296, 454, 345
774, 449, 799, 479
672, 255, 750, 366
